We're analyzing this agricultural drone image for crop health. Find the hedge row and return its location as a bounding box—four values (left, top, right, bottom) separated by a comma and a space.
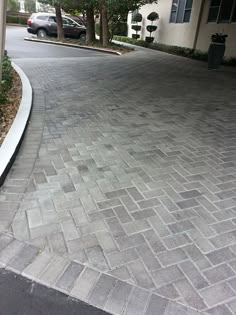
6, 15, 28, 25
113, 36, 236, 66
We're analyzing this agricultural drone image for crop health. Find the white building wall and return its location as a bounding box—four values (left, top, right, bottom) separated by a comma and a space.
196, 1, 236, 58
157, 0, 201, 48
128, 4, 160, 41
128, 0, 201, 46
127, 0, 236, 58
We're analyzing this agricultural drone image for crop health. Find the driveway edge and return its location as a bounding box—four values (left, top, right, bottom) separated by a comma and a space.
24, 37, 122, 56
0, 231, 206, 315
0, 63, 33, 187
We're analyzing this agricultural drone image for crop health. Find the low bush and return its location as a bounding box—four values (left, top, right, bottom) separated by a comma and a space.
0, 54, 13, 104
95, 21, 128, 39
6, 15, 28, 25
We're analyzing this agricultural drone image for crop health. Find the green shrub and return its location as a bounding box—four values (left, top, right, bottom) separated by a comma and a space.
18, 16, 28, 25
0, 54, 13, 104
146, 25, 157, 34
112, 21, 127, 37
6, 15, 27, 25
6, 15, 19, 23
113, 36, 206, 60
132, 25, 141, 32
132, 13, 142, 23
95, 21, 128, 40
147, 12, 159, 21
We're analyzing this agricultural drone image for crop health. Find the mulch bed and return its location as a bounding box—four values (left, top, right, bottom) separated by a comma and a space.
34, 37, 133, 54
0, 69, 22, 145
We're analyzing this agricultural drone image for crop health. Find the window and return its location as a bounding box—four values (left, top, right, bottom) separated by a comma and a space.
232, 3, 236, 21
170, 0, 193, 23
219, 0, 234, 21
184, 0, 193, 22
36, 15, 48, 21
49, 16, 56, 23
170, 0, 178, 23
208, 0, 236, 23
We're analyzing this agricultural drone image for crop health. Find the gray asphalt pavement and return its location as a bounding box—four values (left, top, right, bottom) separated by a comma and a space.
6, 26, 105, 59
0, 269, 110, 315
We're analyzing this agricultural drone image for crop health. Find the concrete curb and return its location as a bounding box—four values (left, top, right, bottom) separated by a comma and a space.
0, 63, 33, 187
24, 37, 122, 56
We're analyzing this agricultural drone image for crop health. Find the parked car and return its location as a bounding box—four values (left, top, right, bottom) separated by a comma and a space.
27, 13, 86, 40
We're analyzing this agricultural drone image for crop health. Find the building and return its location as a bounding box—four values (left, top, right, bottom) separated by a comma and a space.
127, 0, 236, 58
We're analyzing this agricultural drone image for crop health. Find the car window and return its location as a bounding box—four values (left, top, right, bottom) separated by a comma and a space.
49, 16, 56, 23
63, 18, 76, 26
36, 15, 48, 21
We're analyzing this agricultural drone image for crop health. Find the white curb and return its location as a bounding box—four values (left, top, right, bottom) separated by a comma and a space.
0, 63, 33, 186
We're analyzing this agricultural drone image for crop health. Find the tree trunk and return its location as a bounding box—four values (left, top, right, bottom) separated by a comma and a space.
55, 5, 64, 40
102, 5, 109, 47
100, 0, 109, 47
86, 6, 95, 44
99, 14, 103, 44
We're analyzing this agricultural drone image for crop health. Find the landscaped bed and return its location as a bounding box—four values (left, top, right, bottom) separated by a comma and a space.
0, 55, 22, 145
113, 35, 236, 66
26, 36, 133, 55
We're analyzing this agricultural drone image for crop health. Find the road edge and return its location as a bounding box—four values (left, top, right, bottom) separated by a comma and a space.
24, 37, 122, 56
0, 63, 33, 187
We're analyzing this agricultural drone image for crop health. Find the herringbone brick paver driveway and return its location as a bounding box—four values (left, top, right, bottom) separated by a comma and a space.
1, 47, 236, 314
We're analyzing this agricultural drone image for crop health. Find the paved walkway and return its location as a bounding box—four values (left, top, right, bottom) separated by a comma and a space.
1, 46, 236, 314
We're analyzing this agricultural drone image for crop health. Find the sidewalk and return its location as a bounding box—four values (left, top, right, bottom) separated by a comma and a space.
1, 45, 236, 314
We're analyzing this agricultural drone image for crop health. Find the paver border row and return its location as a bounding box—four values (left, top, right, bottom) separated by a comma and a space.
0, 231, 205, 315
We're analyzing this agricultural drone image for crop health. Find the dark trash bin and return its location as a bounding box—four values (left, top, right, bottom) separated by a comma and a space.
208, 33, 228, 70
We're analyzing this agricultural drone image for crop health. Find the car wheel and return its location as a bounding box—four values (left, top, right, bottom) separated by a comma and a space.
37, 29, 47, 39
79, 33, 86, 41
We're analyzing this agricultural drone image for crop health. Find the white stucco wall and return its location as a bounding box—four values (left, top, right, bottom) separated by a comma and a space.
128, 0, 201, 46
128, 4, 160, 41
196, 1, 236, 58
157, 0, 202, 48
127, 0, 236, 58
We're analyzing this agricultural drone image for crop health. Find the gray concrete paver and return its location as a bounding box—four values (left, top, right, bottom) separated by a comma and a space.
0, 43, 236, 314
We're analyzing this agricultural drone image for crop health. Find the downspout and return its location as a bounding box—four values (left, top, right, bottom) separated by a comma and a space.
193, 0, 205, 50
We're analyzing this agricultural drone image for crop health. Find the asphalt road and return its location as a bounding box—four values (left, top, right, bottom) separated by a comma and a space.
6, 26, 105, 59
0, 269, 110, 315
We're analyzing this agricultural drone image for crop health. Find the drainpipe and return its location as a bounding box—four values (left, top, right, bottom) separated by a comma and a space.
0, 0, 6, 81
193, 0, 205, 50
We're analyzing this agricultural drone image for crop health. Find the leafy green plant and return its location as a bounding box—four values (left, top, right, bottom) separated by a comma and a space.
0, 54, 13, 105
6, 15, 28, 24
211, 32, 228, 44
132, 12, 142, 39
132, 12, 142, 23
146, 11, 159, 43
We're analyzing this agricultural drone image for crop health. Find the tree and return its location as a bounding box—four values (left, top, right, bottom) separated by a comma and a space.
25, 0, 36, 13
102, 0, 158, 46
7, 0, 20, 11
63, 0, 97, 44
146, 11, 159, 42
39, 0, 65, 40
